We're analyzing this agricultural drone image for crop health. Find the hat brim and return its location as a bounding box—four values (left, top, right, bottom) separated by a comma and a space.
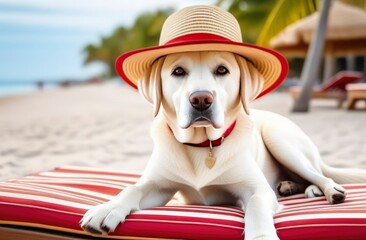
116, 35, 288, 99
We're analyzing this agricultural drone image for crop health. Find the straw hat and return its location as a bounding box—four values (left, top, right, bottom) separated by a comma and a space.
116, 5, 288, 98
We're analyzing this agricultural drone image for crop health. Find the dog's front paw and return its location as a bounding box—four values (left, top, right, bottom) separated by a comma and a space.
248, 234, 279, 240
80, 203, 130, 235
245, 230, 280, 240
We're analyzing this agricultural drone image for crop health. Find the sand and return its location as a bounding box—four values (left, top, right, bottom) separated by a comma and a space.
0, 82, 365, 181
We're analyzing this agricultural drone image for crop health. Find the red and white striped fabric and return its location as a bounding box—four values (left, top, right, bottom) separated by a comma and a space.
0, 166, 366, 239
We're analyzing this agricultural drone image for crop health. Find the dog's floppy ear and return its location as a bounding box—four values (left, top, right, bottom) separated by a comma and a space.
138, 57, 165, 117
235, 55, 264, 115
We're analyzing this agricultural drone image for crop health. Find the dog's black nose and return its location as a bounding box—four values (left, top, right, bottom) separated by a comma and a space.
189, 91, 213, 111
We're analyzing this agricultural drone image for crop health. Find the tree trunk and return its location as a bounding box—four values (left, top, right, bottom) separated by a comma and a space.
323, 54, 335, 82
292, 0, 332, 112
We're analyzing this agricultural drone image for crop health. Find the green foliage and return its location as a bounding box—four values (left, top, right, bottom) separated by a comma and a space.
83, 9, 172, 77
256, 0, 319, 47
255, 0, 366, 47
218, 0, 277, 43
84, 0, 366, 77
217, 0, 319, 45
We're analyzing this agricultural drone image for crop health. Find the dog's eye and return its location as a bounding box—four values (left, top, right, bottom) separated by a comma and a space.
215, 66, 229, 76
172, 67, 187, 77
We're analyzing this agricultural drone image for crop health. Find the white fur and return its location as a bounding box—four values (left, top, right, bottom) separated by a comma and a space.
81, 52, 364, 240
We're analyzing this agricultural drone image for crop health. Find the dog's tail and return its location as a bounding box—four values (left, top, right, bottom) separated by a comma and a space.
321, 162, 366, 184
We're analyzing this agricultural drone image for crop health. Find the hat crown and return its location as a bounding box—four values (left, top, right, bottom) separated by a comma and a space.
159, 5, 242, 45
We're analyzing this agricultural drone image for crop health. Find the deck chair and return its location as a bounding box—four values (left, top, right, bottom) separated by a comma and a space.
346, 83, 366, 110
289, 71, 363, 108
1, 166, 366, 240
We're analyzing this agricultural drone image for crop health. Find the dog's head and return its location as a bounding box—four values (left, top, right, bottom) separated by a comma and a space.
138, 51, 264, 142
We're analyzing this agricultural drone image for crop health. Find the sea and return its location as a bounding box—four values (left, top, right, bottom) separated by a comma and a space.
0, 81, 60, 97
0, 78, 123, 97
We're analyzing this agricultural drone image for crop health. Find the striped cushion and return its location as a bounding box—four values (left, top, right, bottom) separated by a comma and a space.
0, 166, 365, 239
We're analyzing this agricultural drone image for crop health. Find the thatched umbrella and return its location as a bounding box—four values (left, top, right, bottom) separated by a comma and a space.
270, 1, 366, 57
270, 0, 365, 112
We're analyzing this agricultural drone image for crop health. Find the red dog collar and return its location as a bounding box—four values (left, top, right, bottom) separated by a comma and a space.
184, 121, 237, 148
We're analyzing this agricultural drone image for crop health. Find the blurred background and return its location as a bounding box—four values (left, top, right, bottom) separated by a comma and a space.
1, 0, 365, 96
0, 0, 365, 180
0, 0, 216, 95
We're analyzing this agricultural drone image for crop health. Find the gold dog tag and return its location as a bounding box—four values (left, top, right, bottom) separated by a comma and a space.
205, 141, 216, 169
205, 156, 216, 169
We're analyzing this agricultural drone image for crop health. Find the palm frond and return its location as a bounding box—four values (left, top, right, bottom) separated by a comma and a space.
256, 0, 319, 47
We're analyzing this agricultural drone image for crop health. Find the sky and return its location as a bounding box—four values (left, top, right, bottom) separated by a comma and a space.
0, 0, 215, 85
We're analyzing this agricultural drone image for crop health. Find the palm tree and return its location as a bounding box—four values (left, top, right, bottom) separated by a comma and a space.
83, 9, 171, 77
253, 0, 365, 112
292, 0, 331, 112
218, 0, 277, 43
84, 26, 129, 77
84, 0, 365, 90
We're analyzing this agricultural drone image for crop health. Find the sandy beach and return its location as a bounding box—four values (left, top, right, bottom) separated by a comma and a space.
0, 82, 365, 182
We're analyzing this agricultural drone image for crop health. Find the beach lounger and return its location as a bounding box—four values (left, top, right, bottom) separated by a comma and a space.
1, 166, 366, 240
346, 83, 366, 110
289, 71, 363, 108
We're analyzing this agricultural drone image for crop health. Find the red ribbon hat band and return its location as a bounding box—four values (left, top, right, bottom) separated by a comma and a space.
115, 5, 288, 99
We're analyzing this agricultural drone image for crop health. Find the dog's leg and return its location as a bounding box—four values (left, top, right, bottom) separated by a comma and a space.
234, 179, 281, 240
261, 114, 346, 204
244, 186, 280, 240
81, 180, 176, 235
267, 141, 346, 204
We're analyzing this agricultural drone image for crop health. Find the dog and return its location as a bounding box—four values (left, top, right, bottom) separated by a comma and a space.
81, 51, 366, 239
81, 5, 366, 240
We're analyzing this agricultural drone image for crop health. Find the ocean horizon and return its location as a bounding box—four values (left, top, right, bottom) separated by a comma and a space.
0, 78, 123, 97
0, 80, 58, 97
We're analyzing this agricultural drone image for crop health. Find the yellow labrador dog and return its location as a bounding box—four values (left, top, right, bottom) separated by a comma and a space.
81, 51, 366, 239
81, 5, 366, 240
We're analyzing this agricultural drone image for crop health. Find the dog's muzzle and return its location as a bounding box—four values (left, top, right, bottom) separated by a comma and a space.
187, 91, 218, 128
